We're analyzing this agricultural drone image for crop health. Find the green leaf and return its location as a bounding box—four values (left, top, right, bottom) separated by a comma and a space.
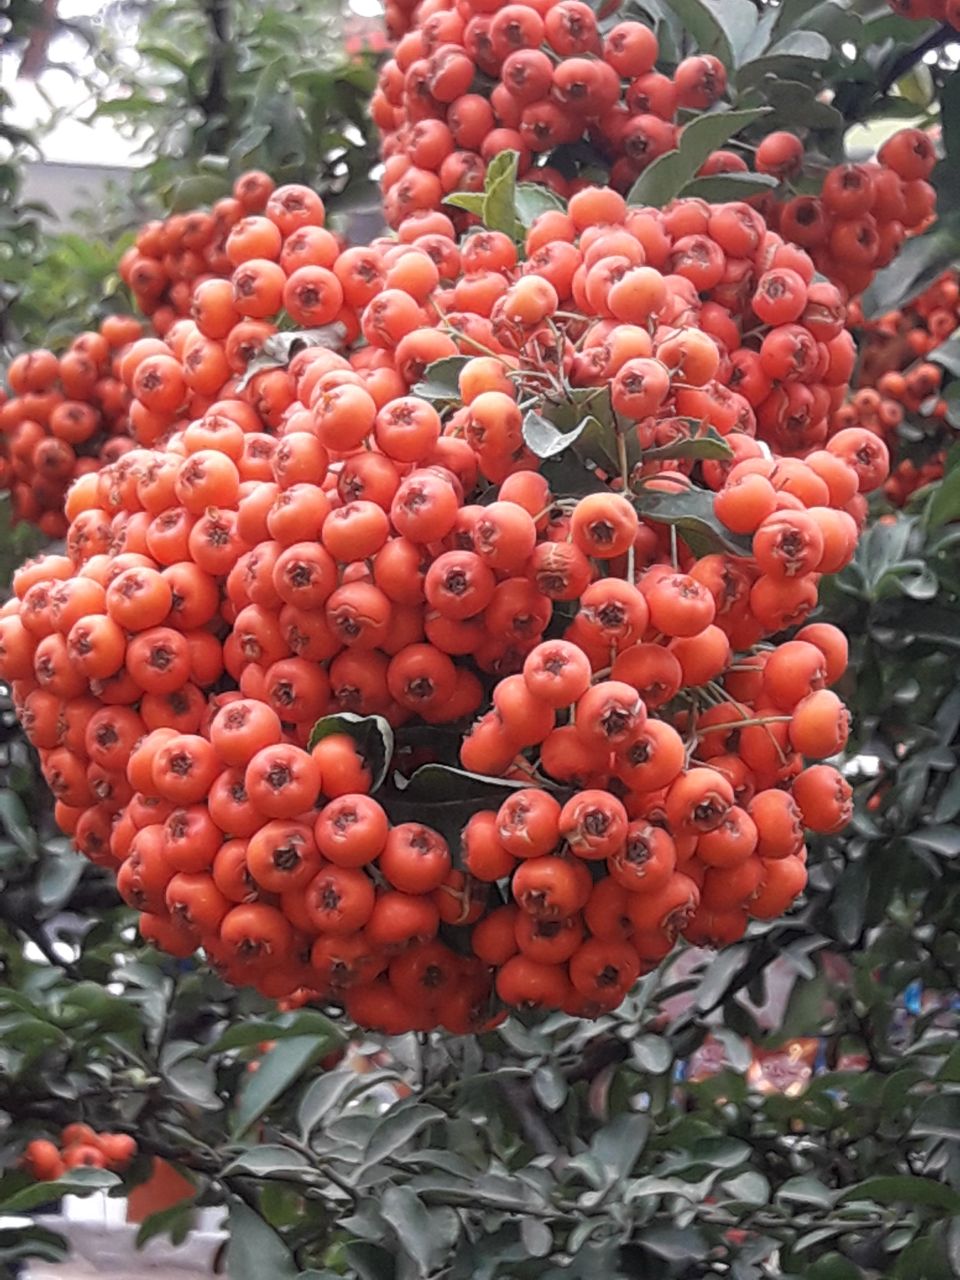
838, 1175, 960, 1212
641, 426, 733, 464
411, 355, 471, 406
631, 1035, 674, 1074
446, 151, 521, 239
223, 1146, 310, 1176
925, 458, 960, 529
0, 1168, 119, 1212
299, 1071, 360, 1140
628, 108, 770, 208
307, 713, 394, 792
591, 1114, 650, 1184
361, 1103, 445, 1169
164, 1055, 220, 1109
236, 327, 347, 390
658, 0, 759, 67
522, 409, 596, 459
776, 1175, 837, 1209
226, 1201, 299, 1280
231, 1037, 335, 1139
906, 825, 960, 858
0, 790, 38, 856
681, 171, 779, 201
520, 1218, 552, 1258
35, 848, 84, 912
210, 1010, 344, 1054
860, 220, 960, 321
443, 192, 486, 219
385, 763, 546, 843
482, 150, 521, 239
514, 183, 566, 228
380, 1185, 436, 1277
632, 484, 753, 557
532, 1064, 568, 1111
722, 1171, 770, 1206
640, 1225, 710, 1262
135, 1201, 196, 1250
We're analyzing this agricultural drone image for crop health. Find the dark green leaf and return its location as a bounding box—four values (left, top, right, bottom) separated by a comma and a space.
514, 183, 566, 228
925, 457, 960, 529
632, 484, 754, 557
299, 1071, 360, 1140
627, 108, 770, 207
380, 1185, 435, 1277
0, 1168, 119, 1212
135, 1201, 196, 1250
591, 1114, 650, 1184
307, 713, 394, 792
838, 1175, 960, 1212
906, 825, 960, 858
682, 171, 779, 201
776, 1176, 837, 1209
860, 220, 960, 321
36, 849, 84, 912
522, 409, 594, 459
0, 790, 38, 856
223, 1146, 310, 1176
226, 1201, 299, 1280
532, 1064, 568, 1111
411, 356, 471, 405
232, 1037, 335, 1139
641, 426, 733, 464
361, 1103, 445, 1168
658, 0, 758, 67
640, 1225, 710, 1261
210, 1011, 344, 1054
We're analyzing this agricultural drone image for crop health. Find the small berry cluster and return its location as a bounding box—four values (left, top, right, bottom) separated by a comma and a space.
761, 130, 937, 301
0, 179, 888, 1030
844, 272, 960, 505
22, 1126, 137, 1181
0, 317, 143, 535
118, 170, 287, 334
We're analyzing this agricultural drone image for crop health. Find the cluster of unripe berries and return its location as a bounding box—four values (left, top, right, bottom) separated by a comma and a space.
0, 169, 889, 1030
22, 1126, 137, 1181
0, 317, 143, 534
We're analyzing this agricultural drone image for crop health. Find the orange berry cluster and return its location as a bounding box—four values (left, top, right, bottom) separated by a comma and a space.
22, 1126, 137, 1181
0, 316, 143, 535
371, 0, 937, 297
760, 129, 937, 299
0, 177, 887, 1031
844, 271, 960, 505
117, 170, 286, 335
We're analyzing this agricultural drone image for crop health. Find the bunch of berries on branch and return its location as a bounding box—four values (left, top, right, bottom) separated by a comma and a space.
0, 175, 889, 1033
372, 0, 937, 298
21, 1127, 137, 1181
843, 271, 960, 506
0, 317, 143, 535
